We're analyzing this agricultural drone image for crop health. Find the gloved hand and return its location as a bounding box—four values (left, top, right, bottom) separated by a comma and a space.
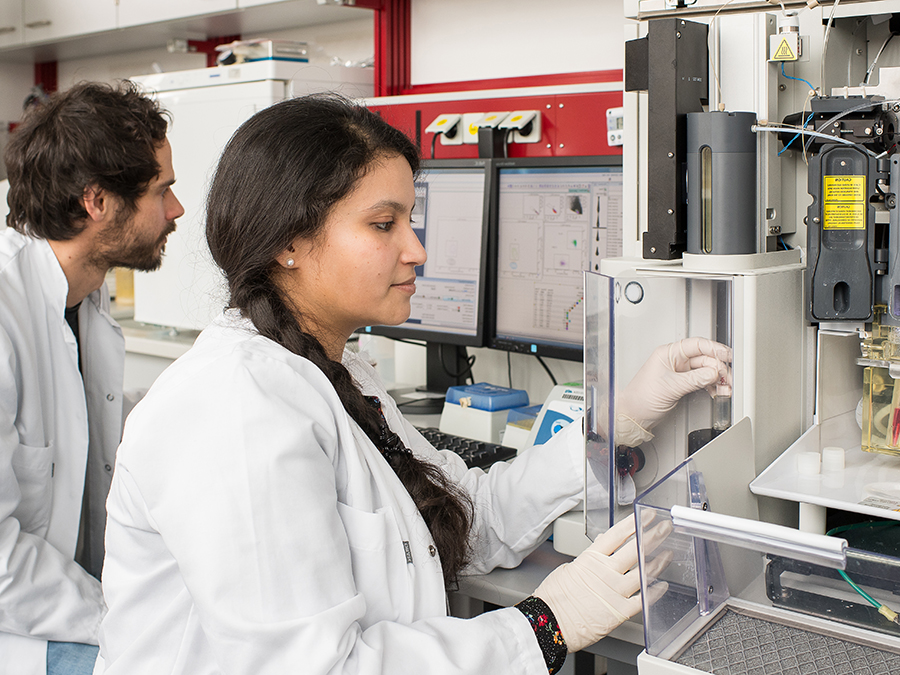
616, 337, 732, 447
533, 513, 672, 653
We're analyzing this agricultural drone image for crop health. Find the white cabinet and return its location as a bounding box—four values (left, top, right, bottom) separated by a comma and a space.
133, 75, 287, 329
0, 2, 22, 49
117, 0, 238, 29
132, 61, 373, 330
24, 0, 116, 44
0, 0, 367, 65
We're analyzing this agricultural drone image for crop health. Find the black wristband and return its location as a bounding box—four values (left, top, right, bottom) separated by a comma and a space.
515, 595, 568, 674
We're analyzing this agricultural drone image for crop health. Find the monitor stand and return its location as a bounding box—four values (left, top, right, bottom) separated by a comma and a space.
389, 343, 471, 416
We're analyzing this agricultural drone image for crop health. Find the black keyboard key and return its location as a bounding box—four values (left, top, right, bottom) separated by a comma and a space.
414, 426, 516, 470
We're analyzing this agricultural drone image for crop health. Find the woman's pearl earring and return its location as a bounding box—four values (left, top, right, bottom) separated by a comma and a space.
286, 258, 295, 267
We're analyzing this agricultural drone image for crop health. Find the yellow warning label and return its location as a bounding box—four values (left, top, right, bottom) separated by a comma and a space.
823, 202, 866, 230
773, 38, 796, 61
823, 173, 866, 230
824, 175, 866, 202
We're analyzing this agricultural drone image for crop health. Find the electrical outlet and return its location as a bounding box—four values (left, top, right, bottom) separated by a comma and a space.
500, 111, 541, 144
462, 113, 485, 144
425, 113, 463, 146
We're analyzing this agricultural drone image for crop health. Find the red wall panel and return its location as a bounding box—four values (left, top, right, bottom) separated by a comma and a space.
369, 89, 623, 160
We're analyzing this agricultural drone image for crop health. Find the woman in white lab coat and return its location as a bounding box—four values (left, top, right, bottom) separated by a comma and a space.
98, 94, 728, 674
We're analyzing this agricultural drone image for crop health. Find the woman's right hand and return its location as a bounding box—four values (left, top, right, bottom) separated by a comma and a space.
533, 513, 672, 653
616, 337, 733, 447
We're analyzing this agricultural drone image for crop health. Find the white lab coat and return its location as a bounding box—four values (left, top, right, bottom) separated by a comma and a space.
0, 229, 125, 675
0, 179, 9, 223
99, 310, 586, 674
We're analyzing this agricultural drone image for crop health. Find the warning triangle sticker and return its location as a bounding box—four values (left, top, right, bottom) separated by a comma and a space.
774, 38, 795, 60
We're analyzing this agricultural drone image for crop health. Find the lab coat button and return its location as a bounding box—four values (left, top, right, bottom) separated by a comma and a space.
105, 464, 112, 472
106, 393, 115, 401
428, 545, 436, 557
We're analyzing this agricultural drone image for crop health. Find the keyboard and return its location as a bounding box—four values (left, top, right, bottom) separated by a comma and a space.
415, 427, 518, 470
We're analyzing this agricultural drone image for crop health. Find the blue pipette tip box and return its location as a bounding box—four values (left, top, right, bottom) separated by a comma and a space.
444, 382, 529, 412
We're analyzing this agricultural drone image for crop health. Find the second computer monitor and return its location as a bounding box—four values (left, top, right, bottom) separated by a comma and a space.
488, 156, 624, 361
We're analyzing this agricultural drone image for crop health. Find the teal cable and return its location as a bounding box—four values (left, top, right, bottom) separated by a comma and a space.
827, 521, 900, 624
837, 569, 881, 609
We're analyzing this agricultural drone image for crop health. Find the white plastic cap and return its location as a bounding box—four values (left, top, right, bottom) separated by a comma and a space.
778, 11, 800, 31
797, 451, 821, 476
822, 446, 845, 473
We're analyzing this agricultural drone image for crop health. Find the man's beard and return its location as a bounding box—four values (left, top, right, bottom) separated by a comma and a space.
90, 211, 177, 273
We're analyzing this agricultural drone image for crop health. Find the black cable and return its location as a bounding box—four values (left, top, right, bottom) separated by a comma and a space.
430, 132, 439, 159
378, 335, 475, 382
865, 33, 896, 85
507, 351, 513, 389
535, 355, 557, 386
438, 343, 476, 382
381, 335, 427, 348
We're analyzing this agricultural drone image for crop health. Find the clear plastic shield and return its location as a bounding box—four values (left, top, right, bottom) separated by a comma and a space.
584, 269, 734, 539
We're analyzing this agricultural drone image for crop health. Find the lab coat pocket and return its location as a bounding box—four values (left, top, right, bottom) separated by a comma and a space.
11, 441, 54, 535
335, 501, 412, 624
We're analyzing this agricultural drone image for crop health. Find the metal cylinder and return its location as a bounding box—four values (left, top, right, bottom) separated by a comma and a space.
686, 111, 758, 255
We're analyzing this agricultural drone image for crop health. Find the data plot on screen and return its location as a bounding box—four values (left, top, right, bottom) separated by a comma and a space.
492, 161, 623, 356
499, 221, 540, 277
545, 227, 588, 275
532, 283, 585, 336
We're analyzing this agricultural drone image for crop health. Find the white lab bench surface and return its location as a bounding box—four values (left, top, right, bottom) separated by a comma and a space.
113, 303, 200, 392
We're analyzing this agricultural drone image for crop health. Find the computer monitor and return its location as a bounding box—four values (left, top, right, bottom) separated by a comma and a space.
360, 158, 491, 410
487, 155, 624, 361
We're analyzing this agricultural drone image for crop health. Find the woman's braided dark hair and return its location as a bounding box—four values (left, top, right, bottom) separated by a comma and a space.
206, 93, 473, 589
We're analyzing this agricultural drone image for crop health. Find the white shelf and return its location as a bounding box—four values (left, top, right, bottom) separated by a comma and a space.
750, 410, 900, 522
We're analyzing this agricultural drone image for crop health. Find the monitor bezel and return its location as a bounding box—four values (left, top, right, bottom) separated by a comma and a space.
359, 156, 492, 348
485, 154, 624, 362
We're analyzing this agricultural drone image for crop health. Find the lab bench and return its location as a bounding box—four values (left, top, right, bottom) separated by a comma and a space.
112, 303, 199, 392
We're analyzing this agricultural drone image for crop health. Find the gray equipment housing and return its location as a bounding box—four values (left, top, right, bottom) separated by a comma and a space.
806, 144, 880, 322
686, 111, 758, 256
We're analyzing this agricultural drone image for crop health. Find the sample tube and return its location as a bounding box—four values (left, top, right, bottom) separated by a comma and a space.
713, 392, 732, 432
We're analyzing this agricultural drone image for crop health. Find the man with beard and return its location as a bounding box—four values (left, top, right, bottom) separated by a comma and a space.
0, 81, 183, 675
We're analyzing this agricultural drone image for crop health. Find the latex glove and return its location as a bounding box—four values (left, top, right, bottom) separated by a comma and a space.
533, 513, 672, 653
616, 337, 732, 447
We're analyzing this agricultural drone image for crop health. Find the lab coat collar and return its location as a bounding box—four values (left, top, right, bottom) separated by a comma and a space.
217, 309, 368, 374
20, 232, 70, 317
27, 232, 119, 335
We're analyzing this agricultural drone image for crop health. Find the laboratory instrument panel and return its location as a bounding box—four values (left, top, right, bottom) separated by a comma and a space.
604, 3, 900, 672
